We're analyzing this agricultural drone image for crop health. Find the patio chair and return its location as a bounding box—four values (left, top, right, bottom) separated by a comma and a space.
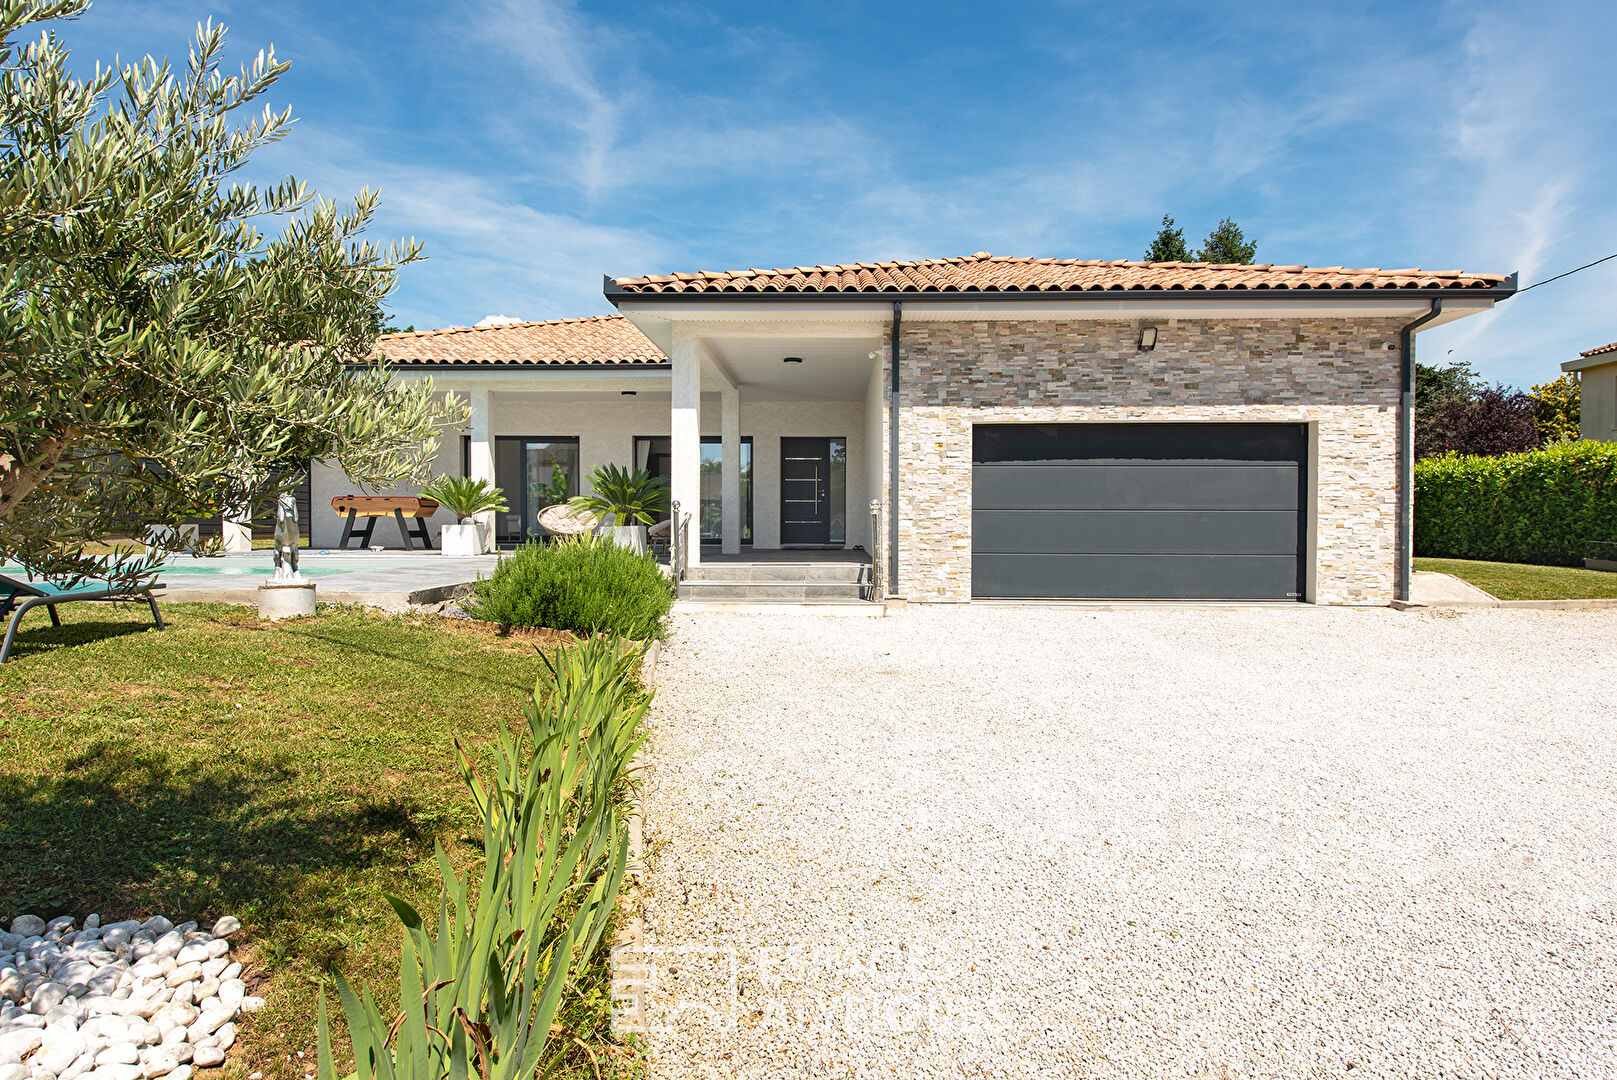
536, 503, 599, 540
647, 518, 672, 557
0, 572, 166, 664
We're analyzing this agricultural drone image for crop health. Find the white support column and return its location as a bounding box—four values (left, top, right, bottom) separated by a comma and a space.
670, 326, 702, 567
720, 387, 741, 554
467, 388, 495, 553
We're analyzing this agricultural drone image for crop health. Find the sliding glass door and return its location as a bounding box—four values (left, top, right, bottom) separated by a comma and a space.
464, 436, 580, 544
634, 436, 752, 544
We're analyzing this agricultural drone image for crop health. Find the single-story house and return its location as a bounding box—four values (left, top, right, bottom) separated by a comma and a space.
1561, 341, 1614, 441
313, 253, 1514, 604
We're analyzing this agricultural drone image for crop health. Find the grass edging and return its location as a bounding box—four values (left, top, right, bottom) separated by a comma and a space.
1413, 556, 1617, 605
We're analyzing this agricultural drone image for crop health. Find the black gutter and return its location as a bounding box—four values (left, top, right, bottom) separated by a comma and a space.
1396, 298, 1445, 603
604, 276, 1518, 307
889, 300, 901, 596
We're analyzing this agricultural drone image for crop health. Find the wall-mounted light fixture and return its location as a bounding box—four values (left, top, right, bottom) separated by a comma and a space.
783, 355, 804, 364
1138, 326, 1158, 352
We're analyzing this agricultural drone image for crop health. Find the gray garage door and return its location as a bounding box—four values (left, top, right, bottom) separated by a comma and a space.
972, 423, 1306, 600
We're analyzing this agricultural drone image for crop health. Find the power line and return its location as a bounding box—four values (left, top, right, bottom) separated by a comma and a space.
1516, 250, 1617, 294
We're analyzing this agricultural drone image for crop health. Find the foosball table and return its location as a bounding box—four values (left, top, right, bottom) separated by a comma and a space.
330, 495, 441, 550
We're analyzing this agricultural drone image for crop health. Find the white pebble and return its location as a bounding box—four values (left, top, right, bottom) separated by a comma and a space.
94, 1044, 139, 1066
94, 1065, 142, 1080
0, 1029, 42, 1065
188, 1047, 223, 1069
56, 1054, 94, 1080
167, 949, 204, 970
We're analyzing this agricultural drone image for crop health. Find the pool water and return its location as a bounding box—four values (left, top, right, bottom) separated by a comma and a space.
2, 553, 491, 583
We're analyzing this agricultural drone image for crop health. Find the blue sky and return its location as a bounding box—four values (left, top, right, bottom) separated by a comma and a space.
54, 0, 1617, 387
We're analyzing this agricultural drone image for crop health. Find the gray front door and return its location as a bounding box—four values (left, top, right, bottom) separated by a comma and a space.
781, 437, 832, 545
971, 423, 1306, 600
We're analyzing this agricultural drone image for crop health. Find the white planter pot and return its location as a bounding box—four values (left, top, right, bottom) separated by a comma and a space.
440, 521, 487, 556
605, 524, 647, 555
143, 523, 201, 556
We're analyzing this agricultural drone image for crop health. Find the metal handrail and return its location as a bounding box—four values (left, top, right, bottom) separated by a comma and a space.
868, 498, 883, 602
669, 500, 690, 595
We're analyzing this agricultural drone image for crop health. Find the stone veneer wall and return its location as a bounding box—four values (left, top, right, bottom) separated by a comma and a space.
891, 318, 1405, 605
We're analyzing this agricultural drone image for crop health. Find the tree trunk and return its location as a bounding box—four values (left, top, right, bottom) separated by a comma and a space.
0, 436, 66, 518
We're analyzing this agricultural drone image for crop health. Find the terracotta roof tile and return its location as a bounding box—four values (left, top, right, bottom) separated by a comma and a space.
610, 252, 1508, 296
1580, 340, 1617, 359
373, 314, 663, 367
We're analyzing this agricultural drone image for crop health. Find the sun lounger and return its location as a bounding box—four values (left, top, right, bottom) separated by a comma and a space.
0, 573, 166, 663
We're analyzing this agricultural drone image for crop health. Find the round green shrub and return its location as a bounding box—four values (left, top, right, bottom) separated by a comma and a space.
1414, 440, 1617, 566
461, 537, 674, 639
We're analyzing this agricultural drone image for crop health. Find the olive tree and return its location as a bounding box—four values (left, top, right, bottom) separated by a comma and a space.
0, 1, 466, 582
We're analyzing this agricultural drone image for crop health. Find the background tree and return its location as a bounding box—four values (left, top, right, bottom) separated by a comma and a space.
1194, 217, 1258, 264
1415, 359, 1542, 458
0, 1, 467, 583
1414, 361, 1481, 458
1529, 372, 1581, 442
1144, 214, 1191, 262
1433, 386, 1542, 457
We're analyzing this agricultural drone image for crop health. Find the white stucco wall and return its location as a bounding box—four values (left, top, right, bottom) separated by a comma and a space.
310, 389, 877, 550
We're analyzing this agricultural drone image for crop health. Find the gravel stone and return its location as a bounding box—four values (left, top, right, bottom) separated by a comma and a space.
631, 606, 1617, 1078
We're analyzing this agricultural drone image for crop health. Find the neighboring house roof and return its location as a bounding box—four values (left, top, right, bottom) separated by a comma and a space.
609, 252, 1510, 296
373, 314, 664, 366
1563, 339, 1617, 372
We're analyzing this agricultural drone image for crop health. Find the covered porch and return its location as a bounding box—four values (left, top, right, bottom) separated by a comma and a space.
318, 317, 889, 569
616, 317, 889, 567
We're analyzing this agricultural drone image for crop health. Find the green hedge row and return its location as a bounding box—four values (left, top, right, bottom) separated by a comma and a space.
1414, 440, 1617, 566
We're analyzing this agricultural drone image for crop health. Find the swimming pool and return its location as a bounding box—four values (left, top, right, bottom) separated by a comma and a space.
2, 552, 497, 583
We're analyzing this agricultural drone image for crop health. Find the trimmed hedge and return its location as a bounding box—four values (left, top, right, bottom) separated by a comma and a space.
1414, 440, 1617, 566
462, 536, 674, 639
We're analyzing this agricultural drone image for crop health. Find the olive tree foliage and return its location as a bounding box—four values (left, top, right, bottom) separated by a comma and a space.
0, 1, 467, 583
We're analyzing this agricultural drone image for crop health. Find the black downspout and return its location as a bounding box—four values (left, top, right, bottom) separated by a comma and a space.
1396, 298, 1443, 603
888, 300, 902, 595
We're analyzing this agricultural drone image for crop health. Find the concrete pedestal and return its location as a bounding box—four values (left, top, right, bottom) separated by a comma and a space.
258, 582, 316, 620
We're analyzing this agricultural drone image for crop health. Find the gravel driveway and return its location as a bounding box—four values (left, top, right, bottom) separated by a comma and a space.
625, 606, 1617, 1079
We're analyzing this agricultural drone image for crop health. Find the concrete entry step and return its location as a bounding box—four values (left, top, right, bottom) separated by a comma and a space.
678, 580, 869, 601
684, 563, 869, 584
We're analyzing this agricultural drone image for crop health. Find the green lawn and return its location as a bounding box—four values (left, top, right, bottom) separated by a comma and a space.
0, 603, 633, 1078
1414, 557, 1617, 601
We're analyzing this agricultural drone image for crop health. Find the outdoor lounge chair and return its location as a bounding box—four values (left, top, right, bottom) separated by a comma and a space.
0, 572, 166, 664
646, 518, 672, 557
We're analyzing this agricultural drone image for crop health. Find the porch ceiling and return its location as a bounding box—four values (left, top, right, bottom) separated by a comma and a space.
705, 335, 880, 400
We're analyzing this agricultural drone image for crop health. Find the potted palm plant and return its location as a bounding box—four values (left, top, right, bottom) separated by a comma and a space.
568, 464, 668, 554
421, 475, 508, 555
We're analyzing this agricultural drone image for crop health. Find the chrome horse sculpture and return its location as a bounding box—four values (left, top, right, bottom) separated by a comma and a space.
271, 493, 302, 582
